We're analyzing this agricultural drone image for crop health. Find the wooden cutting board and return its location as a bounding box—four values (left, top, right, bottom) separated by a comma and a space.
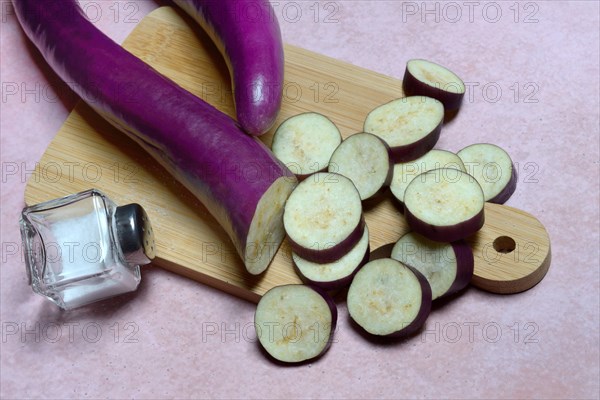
24, 7, 550, 301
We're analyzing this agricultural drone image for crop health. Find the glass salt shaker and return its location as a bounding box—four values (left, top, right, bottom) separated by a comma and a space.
19, 189, 155, 310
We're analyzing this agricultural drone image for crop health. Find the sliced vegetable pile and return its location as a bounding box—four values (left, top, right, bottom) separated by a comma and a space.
256, 58, 518, 363
12, 0, 517, 363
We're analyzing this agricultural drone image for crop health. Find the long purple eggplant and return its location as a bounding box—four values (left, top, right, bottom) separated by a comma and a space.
173, 0, 284, 135
12, 0, 297, 274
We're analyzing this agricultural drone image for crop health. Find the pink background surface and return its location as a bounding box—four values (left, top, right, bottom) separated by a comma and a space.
1, 1, 599, 399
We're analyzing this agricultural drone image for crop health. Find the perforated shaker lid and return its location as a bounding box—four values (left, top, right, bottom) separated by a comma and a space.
115, 204, 156, 266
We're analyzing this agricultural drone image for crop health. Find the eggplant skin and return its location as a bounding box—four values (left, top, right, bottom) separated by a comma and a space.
388, 121, 442, 163
348, 259, 432, 339
287, 217, 366, 264
405, 207, 485, 243
12, 0, 296, 274
391, 263, 432, 339
403, 68, 464, 112
445, 240, 474, 298
293, 244, 370, 291
488, 162, 518, 204
173, 0, 284, 136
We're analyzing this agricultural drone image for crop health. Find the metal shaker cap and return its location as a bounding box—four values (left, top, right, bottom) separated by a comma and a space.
115, 204, 156, 266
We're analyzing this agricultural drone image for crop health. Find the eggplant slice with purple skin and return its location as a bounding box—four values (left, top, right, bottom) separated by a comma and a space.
255, 284, 337, 364
293, 225, 370, 290
363, 96, 444, 163
272, 112, 342, 179
457, 143, 518, 204
391, 232, 474, 300
390, 149, 466, 208
284, 173, 365, 263
404, 168, 485, 242
328, 133, 393, 201
173, 0, 285, 135
348, 258, 432, 338
12, 0, 297, 275
402, 59, 466, 112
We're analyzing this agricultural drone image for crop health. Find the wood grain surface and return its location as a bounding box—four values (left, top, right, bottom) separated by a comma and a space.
23, 7, 550, 300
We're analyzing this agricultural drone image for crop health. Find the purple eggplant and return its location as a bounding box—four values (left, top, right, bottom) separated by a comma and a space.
12, 0, 297, 274
173, 0, 284, 135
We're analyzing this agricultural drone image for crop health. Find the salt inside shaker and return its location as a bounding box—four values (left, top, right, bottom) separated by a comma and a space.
19, 189, 155, 310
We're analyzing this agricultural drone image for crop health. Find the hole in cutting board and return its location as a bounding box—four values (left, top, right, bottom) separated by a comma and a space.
493, 236, 516, 254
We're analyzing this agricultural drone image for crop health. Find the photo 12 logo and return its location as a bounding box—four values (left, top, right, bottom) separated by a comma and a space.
1, 1, 141, 24
464, 81, 540, 104
1, 80, 145, 105
1, 161, 140, 185
421, 321, 540, 344
233, 1, 341, 24
4, 239, 109, 266
2, 321, 140, 344
400, 2, 540, 24
196, 80, 340, 107
201, 320, 337, 344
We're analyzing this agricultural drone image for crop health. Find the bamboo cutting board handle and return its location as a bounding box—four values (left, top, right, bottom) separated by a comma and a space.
468, 203, 551, 294
23, 7, 550, 300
